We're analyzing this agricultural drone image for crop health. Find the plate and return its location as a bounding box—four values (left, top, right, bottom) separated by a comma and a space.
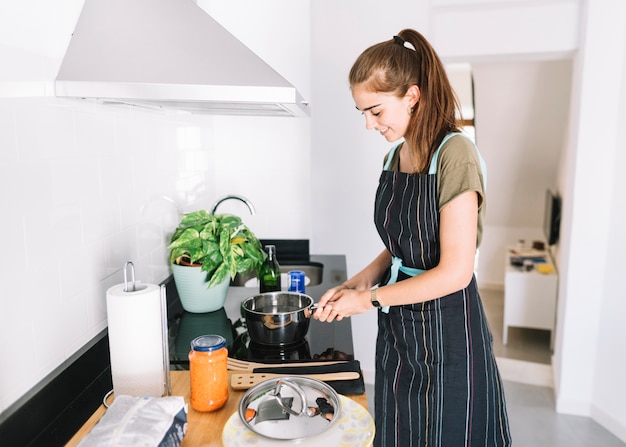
222, 395, 375, 446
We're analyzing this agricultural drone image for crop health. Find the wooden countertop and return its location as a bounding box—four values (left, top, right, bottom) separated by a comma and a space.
66, 370, 369, 446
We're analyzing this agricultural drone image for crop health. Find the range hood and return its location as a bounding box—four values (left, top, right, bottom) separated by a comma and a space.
55, 0, 309, 117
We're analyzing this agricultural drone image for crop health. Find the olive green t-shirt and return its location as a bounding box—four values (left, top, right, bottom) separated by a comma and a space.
383, 134, 486, 247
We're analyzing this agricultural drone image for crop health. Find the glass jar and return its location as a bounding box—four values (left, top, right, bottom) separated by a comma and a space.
189, 334, 228, 412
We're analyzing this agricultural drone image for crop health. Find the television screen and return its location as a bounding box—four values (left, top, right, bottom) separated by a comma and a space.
543, 189, 561, 246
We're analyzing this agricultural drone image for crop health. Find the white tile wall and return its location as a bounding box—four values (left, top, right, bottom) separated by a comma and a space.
0, 99, 312, 415
0, 0, 314, 416
0, 97, 220, 412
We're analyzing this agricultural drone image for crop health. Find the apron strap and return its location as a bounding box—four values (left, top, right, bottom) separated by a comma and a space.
429, 132, 488, 188
379, 257, 426, 313
383, 143, 402, 171
428, 133, 459, 174
383, 133, 486, 189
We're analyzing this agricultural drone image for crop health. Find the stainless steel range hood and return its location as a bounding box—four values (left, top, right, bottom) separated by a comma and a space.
55, 0, 309, 117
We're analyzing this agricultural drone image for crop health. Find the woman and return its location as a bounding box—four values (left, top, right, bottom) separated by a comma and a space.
313, 29, 511, 446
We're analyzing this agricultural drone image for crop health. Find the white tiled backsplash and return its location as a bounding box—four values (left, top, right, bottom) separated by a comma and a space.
0, 95, 312, 413
0, 0, 312, 415
0, 97, 215, 411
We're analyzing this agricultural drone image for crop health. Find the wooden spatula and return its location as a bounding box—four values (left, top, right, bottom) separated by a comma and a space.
230, 372, 360, 390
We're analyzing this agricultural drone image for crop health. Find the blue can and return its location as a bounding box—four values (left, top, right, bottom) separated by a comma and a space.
287, 270, 306, 293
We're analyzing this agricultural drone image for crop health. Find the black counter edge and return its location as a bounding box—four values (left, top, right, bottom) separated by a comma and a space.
0, 276, 180, 447
0, 331, 112, 446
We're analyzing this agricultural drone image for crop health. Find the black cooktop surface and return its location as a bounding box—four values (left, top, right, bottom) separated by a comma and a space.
167, 254, 353, 368
169, 307, 353, 367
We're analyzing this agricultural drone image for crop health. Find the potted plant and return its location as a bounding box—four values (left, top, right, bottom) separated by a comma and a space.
168, 210, 265, 313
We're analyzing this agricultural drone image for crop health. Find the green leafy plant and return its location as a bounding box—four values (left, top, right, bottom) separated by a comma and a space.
168, 210, 265, 288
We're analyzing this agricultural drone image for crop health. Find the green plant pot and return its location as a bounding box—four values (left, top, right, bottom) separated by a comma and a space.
171, 263, 230, 313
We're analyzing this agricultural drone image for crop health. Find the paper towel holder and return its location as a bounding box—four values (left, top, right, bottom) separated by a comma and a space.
123, 261, 136, 292
124, 260, 171, 396
103, 261, 171, 406
160, 283, 172, 397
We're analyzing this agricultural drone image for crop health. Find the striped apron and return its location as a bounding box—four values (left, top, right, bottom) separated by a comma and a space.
373, 134, 511, 446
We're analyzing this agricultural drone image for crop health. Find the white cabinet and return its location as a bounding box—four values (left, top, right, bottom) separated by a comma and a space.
503, 248, 558, 349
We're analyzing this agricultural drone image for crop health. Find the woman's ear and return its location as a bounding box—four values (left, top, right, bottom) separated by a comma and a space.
406, 85, 420, 108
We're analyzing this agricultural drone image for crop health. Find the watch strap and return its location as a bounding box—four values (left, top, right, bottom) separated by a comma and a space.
371, 288, 383, 308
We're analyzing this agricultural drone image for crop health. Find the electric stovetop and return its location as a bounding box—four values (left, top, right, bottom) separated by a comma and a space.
166, 254, 354, 368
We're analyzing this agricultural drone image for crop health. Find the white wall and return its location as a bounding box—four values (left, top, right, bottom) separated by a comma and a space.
0, 0, 311, 413
0, 90, 214, 413
471, 59, 572, 286
429, 0, 580, 61
552, 0, 626, 440
195, 0, 312, 239
0, 59, 226, 409
593, 56, 626, 439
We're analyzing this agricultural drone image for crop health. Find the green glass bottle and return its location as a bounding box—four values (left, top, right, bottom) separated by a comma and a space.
259, 245, 281, 293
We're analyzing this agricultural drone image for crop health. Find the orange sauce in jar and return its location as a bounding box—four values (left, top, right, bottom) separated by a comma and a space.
189, 335, 228, 412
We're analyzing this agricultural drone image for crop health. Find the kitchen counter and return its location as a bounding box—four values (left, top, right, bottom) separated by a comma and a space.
66, 370, 370, 446
1, 253, 354, 446
167, 254, 353, 365
66, 254, 370, 445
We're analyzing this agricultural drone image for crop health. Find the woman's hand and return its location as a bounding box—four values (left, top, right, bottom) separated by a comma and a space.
312, 249, 390, 322
313, 285, 372, 322
312, 284, 345, 322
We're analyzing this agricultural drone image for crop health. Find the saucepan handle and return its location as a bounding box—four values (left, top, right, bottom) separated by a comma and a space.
305, 303, 319, 319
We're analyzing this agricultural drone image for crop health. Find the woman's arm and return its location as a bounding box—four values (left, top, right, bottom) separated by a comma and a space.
314, 190, 478, 322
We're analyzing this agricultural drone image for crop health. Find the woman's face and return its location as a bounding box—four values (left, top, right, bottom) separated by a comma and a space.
352, 83, 418, 143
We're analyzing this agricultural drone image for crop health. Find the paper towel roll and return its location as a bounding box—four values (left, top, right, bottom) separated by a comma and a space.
106, 282, 166, 398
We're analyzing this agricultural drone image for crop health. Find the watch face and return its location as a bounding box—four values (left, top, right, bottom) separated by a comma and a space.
372, 299, 382, 308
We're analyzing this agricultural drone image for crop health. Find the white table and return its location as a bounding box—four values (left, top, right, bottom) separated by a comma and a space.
503, 248, 558, 350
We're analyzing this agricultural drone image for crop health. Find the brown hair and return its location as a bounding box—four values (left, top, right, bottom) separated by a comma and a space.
349, 29, 461, 173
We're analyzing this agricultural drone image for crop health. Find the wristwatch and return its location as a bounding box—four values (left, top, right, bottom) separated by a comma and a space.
371, 288, 383, 308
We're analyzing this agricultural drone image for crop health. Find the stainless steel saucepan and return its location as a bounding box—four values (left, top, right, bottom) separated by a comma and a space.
241, 292, 318, 346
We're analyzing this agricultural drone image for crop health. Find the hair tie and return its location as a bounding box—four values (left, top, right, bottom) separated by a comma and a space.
393, 35, 416, 51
